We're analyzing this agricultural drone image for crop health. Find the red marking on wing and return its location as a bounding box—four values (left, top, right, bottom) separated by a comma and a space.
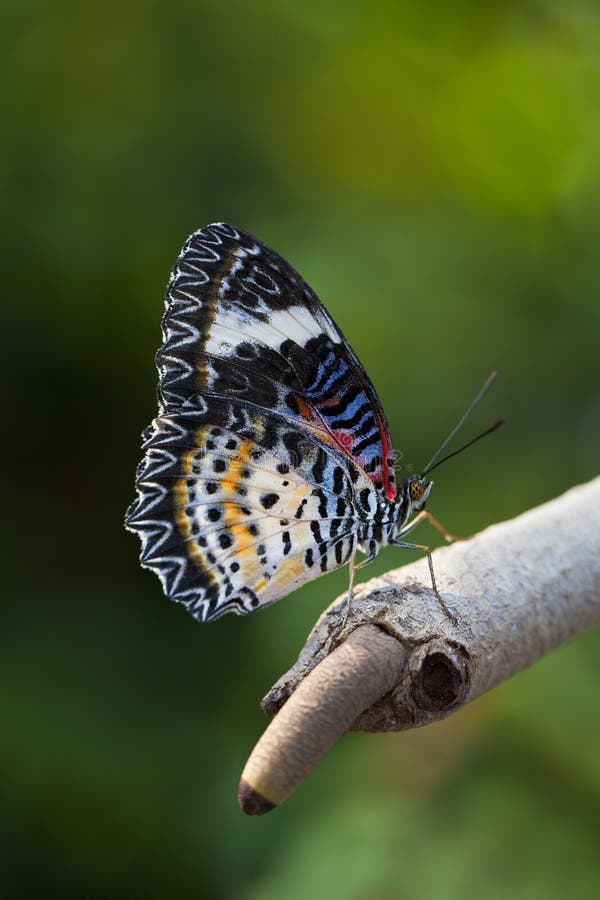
379, 425, 396, 501
294, 392, 397, 501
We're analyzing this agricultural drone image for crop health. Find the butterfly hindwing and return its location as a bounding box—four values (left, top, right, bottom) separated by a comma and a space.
126, 401, 376, 621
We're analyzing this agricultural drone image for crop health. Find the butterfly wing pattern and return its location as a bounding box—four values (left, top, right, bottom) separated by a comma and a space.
125, 223, 398, 622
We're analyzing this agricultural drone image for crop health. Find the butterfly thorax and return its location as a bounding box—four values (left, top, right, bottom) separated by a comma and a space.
356, 475, 432, 559
355, 490, 407, 555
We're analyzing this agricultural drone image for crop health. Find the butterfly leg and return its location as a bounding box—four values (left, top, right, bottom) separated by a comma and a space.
396, 509, 463, 543
342, 547, 377, 628
342, 555, 357, 628
419, 511, 465, 543
390, 539, 458, 625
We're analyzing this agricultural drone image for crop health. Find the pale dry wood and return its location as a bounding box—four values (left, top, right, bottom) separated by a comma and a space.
239, 477, 600, 814
239, 626, 405, 812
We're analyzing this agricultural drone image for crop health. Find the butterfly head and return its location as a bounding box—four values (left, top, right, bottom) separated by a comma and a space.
389, 475, 433, 542
405, 475, 433, 514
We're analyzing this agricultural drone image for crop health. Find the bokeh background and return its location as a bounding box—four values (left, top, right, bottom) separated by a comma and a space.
2, 2, 599, 897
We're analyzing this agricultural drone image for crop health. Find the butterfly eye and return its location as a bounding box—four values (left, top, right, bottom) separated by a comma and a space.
410, 479, 425, 502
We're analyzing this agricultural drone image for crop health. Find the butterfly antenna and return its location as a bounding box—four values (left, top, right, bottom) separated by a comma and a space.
421, 372, 499, 476
422, 418, 504, 476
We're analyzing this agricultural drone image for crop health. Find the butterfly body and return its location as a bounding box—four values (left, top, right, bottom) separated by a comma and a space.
126, 223, 435, 622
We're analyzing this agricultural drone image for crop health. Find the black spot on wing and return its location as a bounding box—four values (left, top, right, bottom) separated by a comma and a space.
312, 452, 326, 484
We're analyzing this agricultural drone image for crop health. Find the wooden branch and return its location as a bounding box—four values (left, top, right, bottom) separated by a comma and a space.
239, 477, 600, 814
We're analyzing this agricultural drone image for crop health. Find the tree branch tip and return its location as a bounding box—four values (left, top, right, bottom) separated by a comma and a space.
238, 779, 277, 816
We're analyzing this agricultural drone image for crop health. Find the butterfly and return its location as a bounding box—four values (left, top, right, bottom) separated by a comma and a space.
125, 223, 500, 623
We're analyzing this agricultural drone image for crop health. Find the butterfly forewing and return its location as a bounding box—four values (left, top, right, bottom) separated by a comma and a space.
158, 223, 397, 497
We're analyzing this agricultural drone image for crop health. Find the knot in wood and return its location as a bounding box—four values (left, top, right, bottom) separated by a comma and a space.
410, 640, 470, 714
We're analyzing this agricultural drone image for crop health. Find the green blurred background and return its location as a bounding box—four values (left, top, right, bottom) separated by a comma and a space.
2, 1, 599, 897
